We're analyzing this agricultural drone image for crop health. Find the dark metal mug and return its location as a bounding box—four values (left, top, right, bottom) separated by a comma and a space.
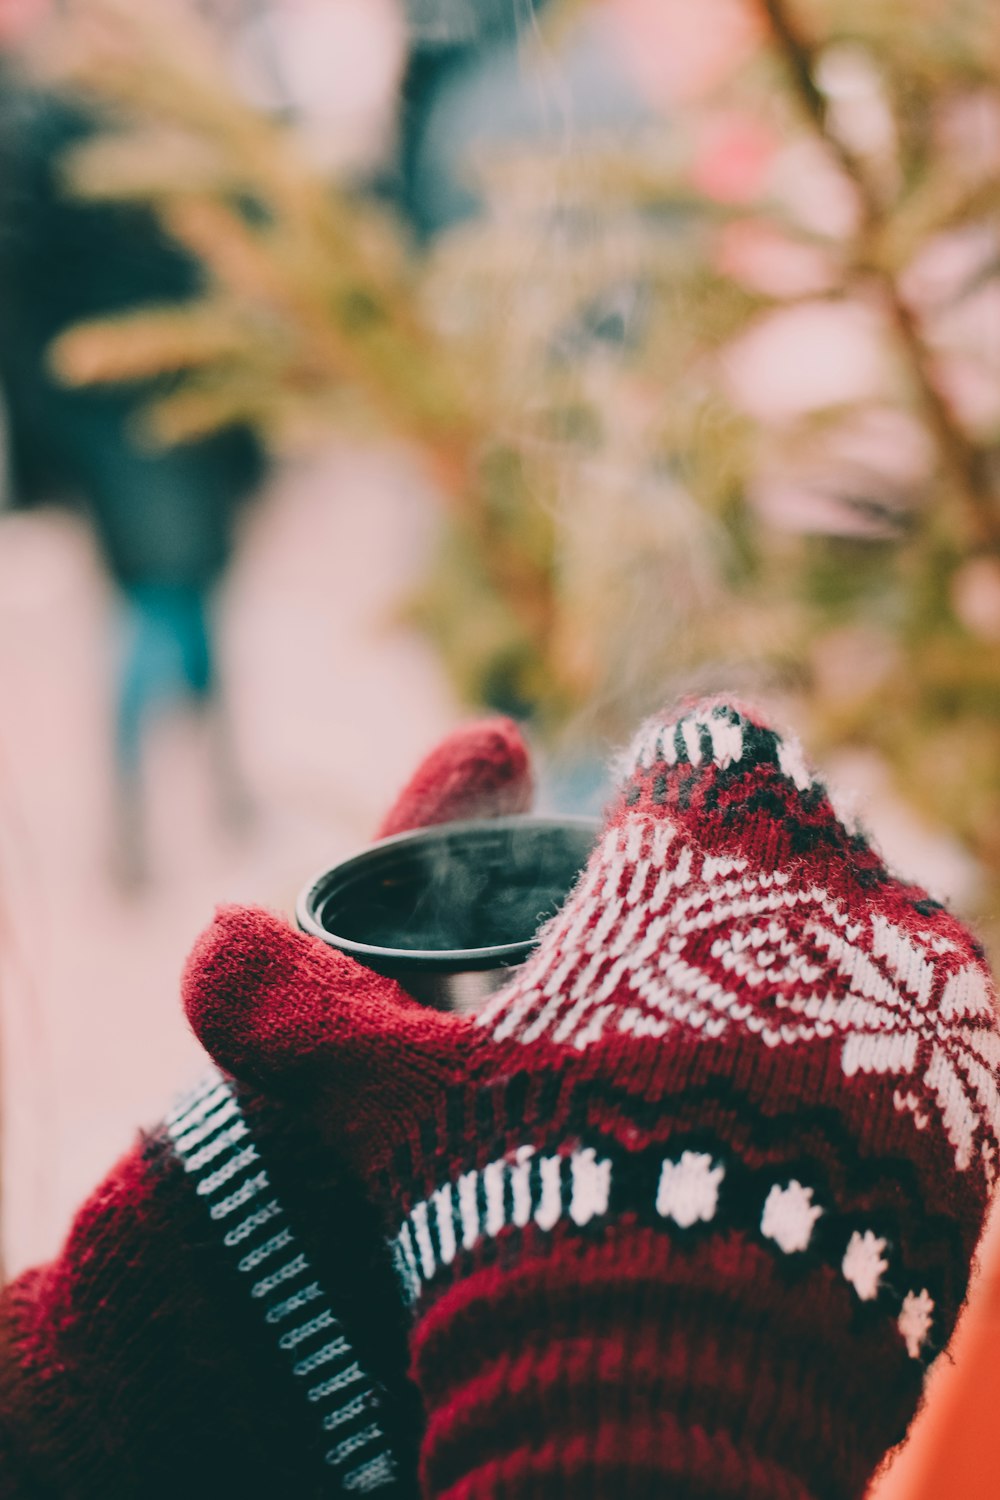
295, 814, 600, 1012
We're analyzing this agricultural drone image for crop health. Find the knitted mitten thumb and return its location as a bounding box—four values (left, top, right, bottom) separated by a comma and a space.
185, 700, 1000, 1500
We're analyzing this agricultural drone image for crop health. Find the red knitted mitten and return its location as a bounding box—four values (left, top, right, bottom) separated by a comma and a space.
185, 700, 1000, 1500
0, 718, 530, 1499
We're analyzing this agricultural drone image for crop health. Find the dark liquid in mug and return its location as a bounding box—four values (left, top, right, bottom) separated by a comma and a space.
316, 822, 593, 956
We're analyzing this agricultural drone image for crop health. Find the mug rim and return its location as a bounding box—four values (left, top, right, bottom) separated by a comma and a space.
295, 813, 601, 973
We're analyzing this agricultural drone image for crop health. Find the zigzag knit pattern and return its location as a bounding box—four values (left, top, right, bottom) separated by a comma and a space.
185, 699, 1000, 1500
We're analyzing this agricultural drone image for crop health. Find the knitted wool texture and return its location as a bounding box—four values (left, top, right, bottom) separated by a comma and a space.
0, 718, 530, 1498
186, 700, 1000, 1500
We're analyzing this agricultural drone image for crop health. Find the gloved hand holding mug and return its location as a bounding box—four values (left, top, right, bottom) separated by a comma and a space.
186, 698, 1000, 1500
0, 717, 532, 1498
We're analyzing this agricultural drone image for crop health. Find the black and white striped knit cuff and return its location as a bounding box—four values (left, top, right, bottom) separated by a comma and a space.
166, 1068, 400, 1496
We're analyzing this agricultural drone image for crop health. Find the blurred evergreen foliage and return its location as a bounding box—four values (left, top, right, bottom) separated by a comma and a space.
31, 0, 1000, 933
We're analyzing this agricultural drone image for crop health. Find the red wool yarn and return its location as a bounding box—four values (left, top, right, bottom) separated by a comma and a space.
375, 717, 533, 840
0, 719, 534, 1498
186, 700, 1000, 1500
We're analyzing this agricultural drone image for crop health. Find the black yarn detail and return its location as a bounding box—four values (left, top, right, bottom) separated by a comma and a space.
390, 1137, 414, 1190
475, 1168, 489, 1231
404, 1121, 957, 1369
534, 1069, 565, 1126
419, 1116, 439, 1160
700, 777, 722, 812
737, 720, 785, 774
504, 1072, 531, 1131
427, 1073, 970, 1320
676, 768, 698, 811
474, 1087, 495, 1139
721, 782, 849, 857
168, 1079, 412, 1496
445, 1088, 465, 1145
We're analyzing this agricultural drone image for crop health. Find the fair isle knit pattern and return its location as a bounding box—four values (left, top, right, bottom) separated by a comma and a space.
185, 698, 1000, 1500
390, 1138, 939, 1362
370, 700, 1000, 1496
167, 1069, 398, 1495
477, 759, 1000, 1179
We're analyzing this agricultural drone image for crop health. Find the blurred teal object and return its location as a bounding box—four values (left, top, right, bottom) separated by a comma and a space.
0, 65, 264, 879
115, 584, 215, 774
396, 0, 649, 242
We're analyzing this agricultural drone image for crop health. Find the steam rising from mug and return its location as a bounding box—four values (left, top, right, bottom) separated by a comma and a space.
296, 815, 600, 1012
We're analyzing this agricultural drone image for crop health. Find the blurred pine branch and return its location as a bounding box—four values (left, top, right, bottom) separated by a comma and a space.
34, 0, 1000, 935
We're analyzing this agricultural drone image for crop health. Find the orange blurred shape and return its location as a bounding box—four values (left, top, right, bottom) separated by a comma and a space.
868, 1204, 1000, 1499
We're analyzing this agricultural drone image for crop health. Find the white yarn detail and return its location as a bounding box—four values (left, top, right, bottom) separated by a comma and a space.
682, 717, 704, 766
898, 1289, 935, 1359
842, 1230, 889, 1301
569, 1148, 612, 1226
266, 1281, 323, 1325
278, 1308, 340, 1352
940, 963, 996, 1021
432, 1184, 458, 1266
196, 1144, 261, 1196
323, 1389, 375, 1431
224, 1199, 282, 1247
655, 1152, 724, 1228
411, 1200, 437, 1279
210, 1170, 271, 1221
237, 1226, 294, 1273
388, 1130, 937, 1365
620, 705, 744, 778
167, 1070, 396, 1490
164, 1076, 228, 1128
180, 1119, 251, 1174
708, 714, 744, 768
777, 735, 813, 791
168, 1095, 241, 1152
760, 1180, 823, 1253
457, 1170, 480, 1249
392, 1145, 611, 1300
473, 818, 999, 1175
308, 1361, 366, 1402
871, 916, 935, 1009
293, 1336, 352, 1378
924, 1048, 980, 1171
251, 1254, 309, 1299
511, 1146, 535, 1227
342, 1452, 399, 1492
535, 1153, 563, 1231
326, 1422, 383, 1467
